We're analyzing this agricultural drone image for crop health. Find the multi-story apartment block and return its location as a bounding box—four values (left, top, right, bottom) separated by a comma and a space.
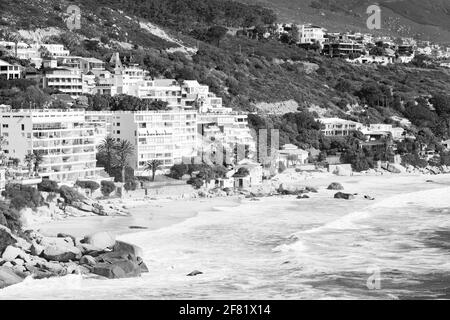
323, 42, 365, 57
42, 68, 83, 97
86, 110, 198, 176
0, 108, 107, 181
296, 24, 327, 45
0, 59, 24, 80
198, 112, 256, 157
319, 118, 363, 137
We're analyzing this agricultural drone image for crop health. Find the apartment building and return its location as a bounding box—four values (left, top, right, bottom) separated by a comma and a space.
323, 42, 365, 57
0, 108, 107, 181
0, 59, 24, 80
42, 68, 83, 97
40, 44, 70, 57
319, 118, 363, 137
297, 24, 326, 45
137, 79, 182, 108
86, 110, 198, 176
198, 112, 256, 156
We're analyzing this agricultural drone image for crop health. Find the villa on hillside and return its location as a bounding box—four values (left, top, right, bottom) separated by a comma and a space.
277, 144, 309, 168
0, 59, 24, 80
318, 118, 363, 137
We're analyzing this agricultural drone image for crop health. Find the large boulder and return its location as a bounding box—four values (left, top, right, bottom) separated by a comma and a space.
0, 266, 25, 289
334, 192, 355, 200
41, 244, 82, 262
79, 255, 97, 266
0, 228, 17, 255
81, 232, 116, 250
40, 236, 74, 248
113, 240, 143, 258
1, 246, 24, 262
92, 260, 141, 279
327, 182, 344, 190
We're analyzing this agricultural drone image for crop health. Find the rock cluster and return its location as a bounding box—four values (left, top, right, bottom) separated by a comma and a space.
0, 228, 148, 289
405, 165, 450, 175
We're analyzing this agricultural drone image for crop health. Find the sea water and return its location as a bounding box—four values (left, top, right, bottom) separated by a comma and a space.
1, 182, 450, 299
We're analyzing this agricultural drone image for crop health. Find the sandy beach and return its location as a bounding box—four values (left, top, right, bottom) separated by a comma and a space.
36, 196, 242, 238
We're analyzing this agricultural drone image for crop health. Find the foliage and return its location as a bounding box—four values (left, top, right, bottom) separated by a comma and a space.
187, 177, 204, 189
100, 180, 116, 197
37, 180, 59, 193
124, 180, 138, 191
58, 185, 85, 205
0, 200, 22, 232
75, 180, 101, 192
2, 183, 44, 211
144, 160, 163, 182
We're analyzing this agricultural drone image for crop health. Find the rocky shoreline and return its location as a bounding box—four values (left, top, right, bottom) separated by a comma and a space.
0, 227, 148, 289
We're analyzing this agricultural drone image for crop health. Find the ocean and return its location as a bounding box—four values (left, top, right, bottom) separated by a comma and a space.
1, 177, 450, 300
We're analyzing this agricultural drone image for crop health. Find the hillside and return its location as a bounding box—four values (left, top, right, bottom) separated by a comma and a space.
1, 0, 450, 151
239, 0, 450, 44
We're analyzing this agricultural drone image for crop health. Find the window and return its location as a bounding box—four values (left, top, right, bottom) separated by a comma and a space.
116, 130, 121, 134
2, 124, 8, 128
21, 124, 25, 131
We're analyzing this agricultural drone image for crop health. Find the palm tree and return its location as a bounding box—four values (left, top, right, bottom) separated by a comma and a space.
144, 159, 163, 182
33, 150, 44, 175
24, 152, 35, 177
98, 136, 117, 175
113, 140, 135, 183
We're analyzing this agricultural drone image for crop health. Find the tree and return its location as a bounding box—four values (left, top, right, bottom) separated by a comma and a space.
101, 180, 116, 197
113, 140, 135, 183
206, 26, 228, 47
32, 150, 44, 174
98, 136, 117, 175
144, 159, 163, 181
24, 152, 35, 176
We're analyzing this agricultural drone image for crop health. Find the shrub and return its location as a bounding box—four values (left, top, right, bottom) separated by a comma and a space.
58, 185, 85, 205
3, 184, 44, 210
37, 180, 59, 193
75, 180, 100, 192
187, 177, 204, 189
0, 201, 22, 232
124, 180, 137, 191
101, 180, 116, 197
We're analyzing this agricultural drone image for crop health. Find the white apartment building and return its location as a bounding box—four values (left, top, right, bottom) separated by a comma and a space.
198, 112, 256, 156
42, 68, 83, 97
0, 59, 24, 80
136, 79, 182, 108
86, 110, 198, 176
319, 118, 363, 137
0, 108, 107, 181
297, 24, 326, 45
40, 44, 70, 57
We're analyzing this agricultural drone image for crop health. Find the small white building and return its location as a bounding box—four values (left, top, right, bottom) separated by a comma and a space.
0, 59, 24, 80
277, 144, 309, 167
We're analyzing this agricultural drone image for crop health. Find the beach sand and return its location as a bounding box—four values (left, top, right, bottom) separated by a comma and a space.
36, 196, 241, 238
